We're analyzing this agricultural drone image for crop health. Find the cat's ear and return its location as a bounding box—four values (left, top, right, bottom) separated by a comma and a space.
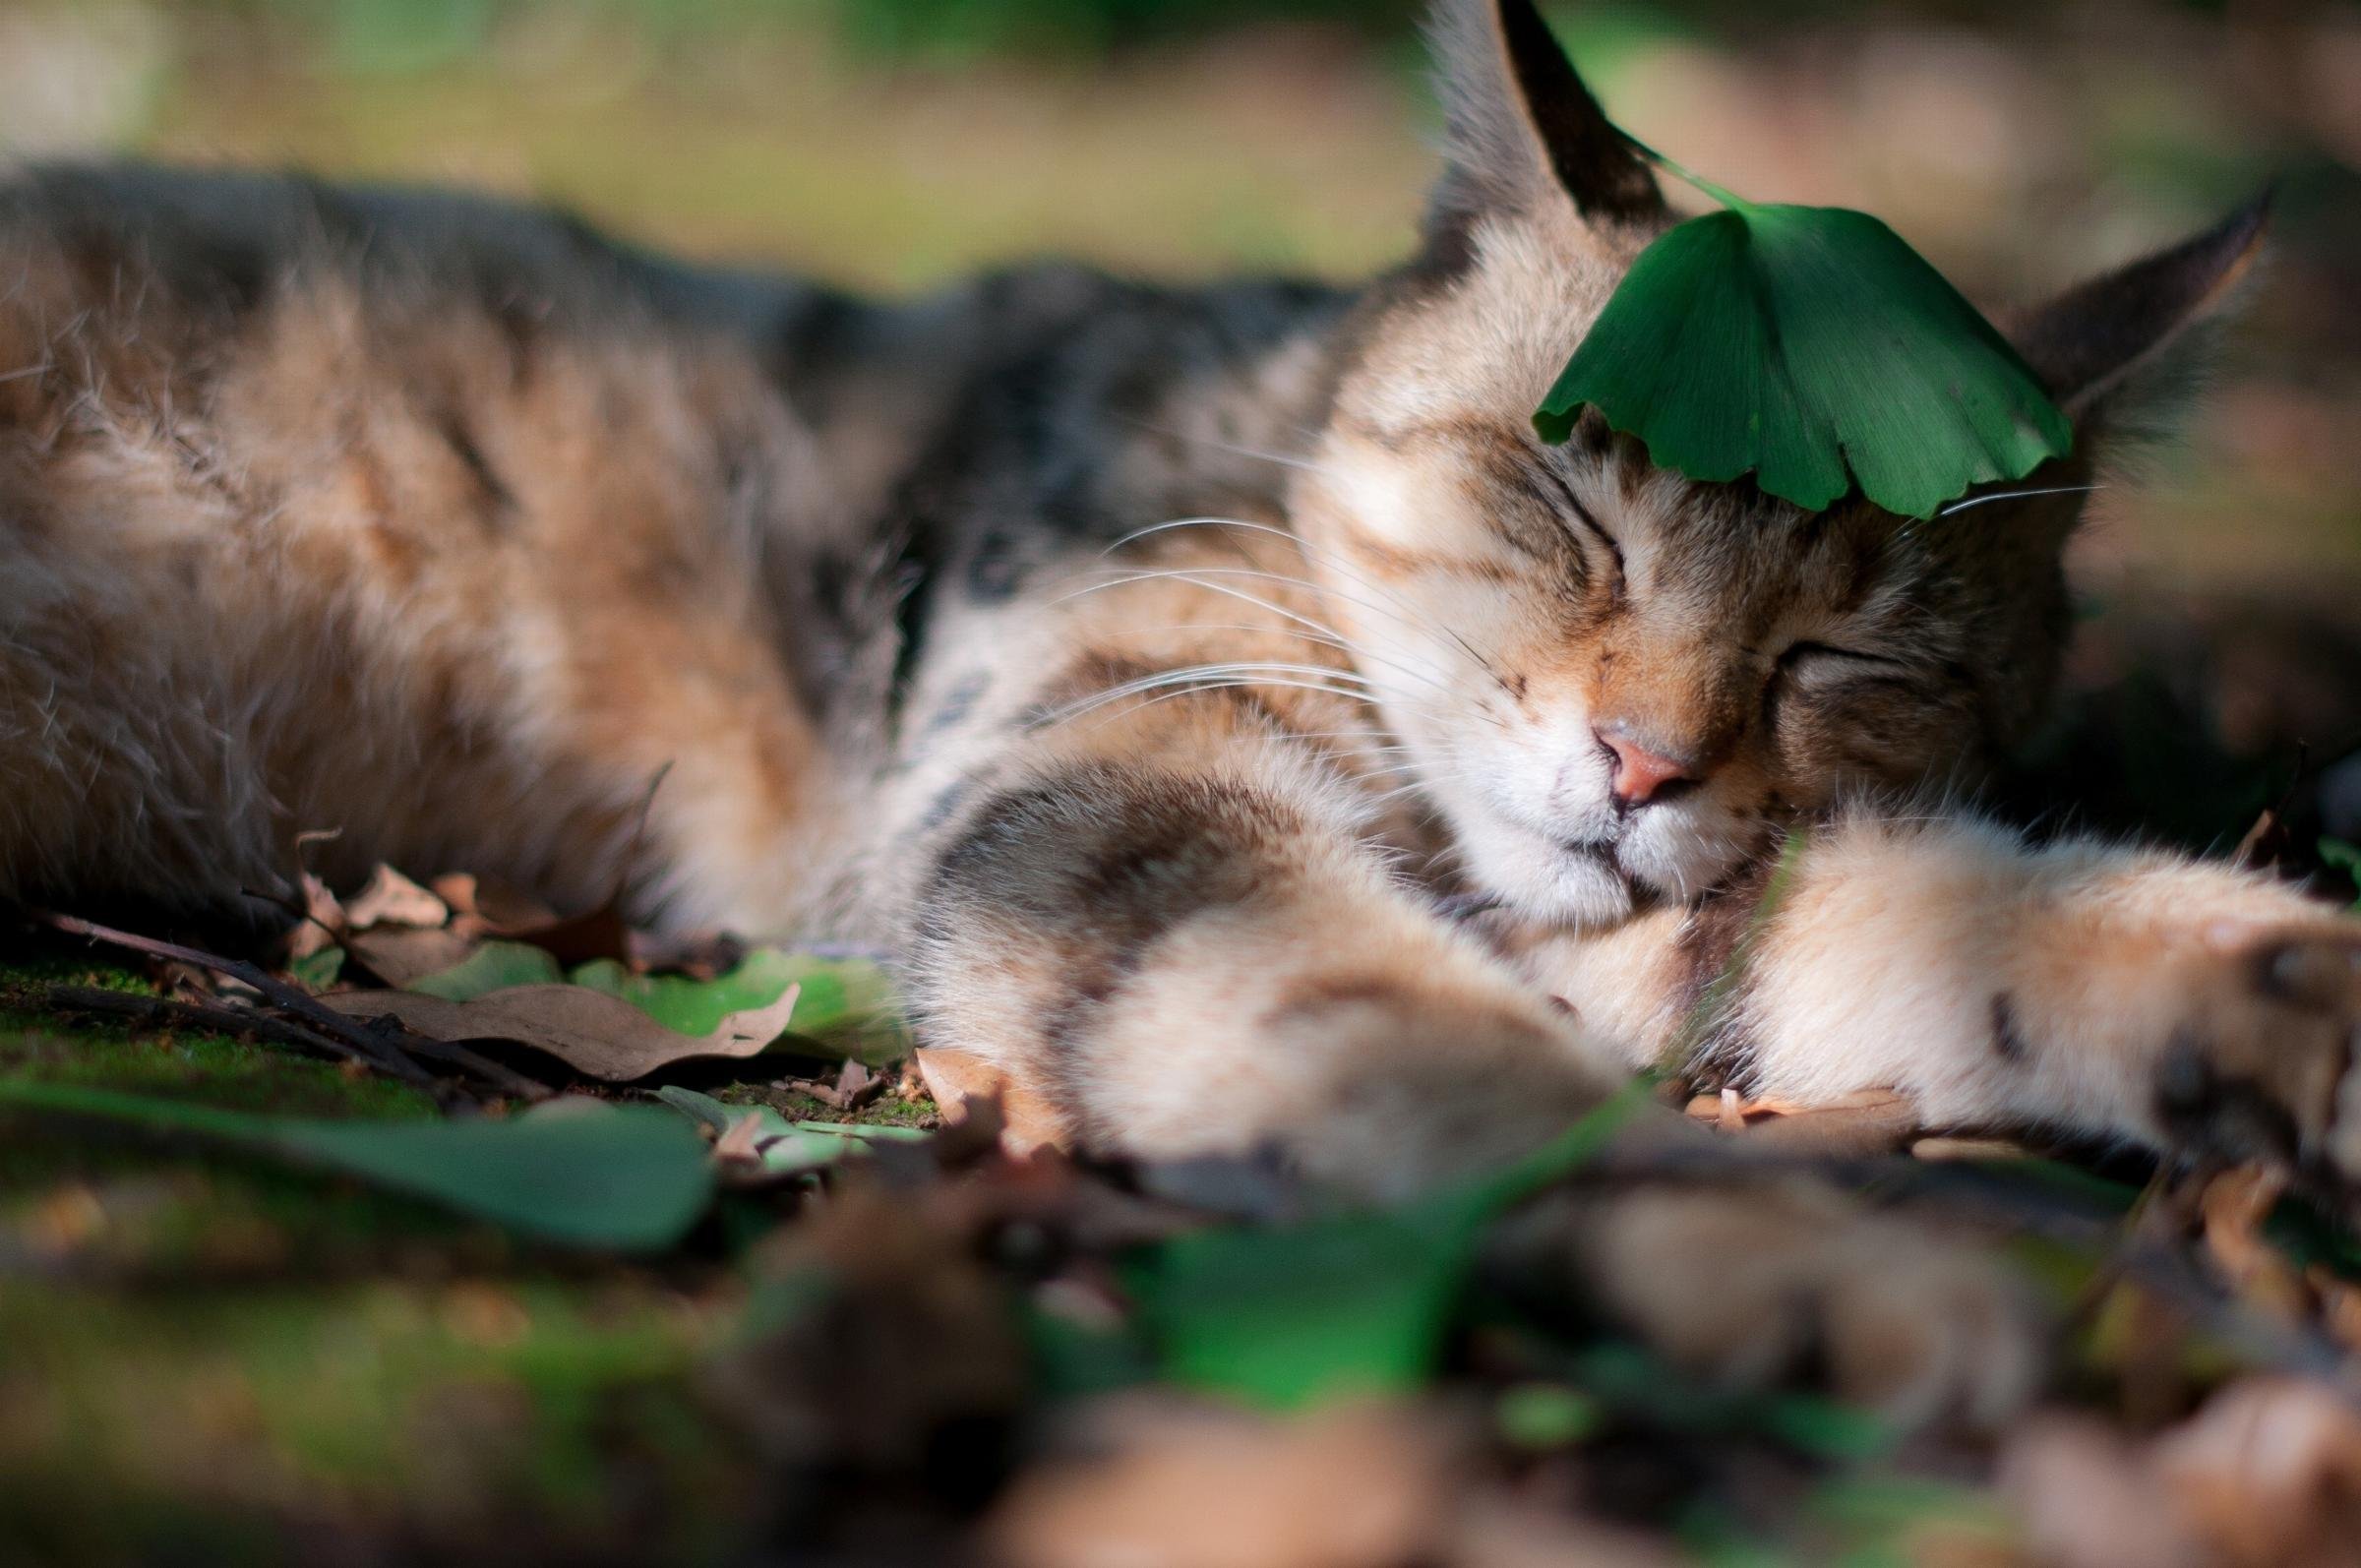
2004, 193, 2270, 439
1423, 0, 1664, 246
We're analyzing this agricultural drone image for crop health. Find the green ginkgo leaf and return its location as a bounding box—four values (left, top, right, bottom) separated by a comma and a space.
1536, 198, 2071, 519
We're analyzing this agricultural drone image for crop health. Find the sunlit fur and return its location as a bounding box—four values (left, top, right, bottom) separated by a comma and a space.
1296, 147, 2072, 929
1, 0, 2351, 1419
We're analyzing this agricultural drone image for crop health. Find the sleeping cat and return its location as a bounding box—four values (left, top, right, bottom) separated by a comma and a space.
4, 0, 2355, 1423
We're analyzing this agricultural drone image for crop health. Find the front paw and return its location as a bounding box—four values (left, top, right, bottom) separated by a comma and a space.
2149, 924, 2361, 1189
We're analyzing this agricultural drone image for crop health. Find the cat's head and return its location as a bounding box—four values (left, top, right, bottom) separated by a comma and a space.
1295, 0, 2266, 927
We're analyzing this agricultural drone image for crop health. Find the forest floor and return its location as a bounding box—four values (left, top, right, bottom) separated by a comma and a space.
7, 785, 2361, 1567
7, 2, 2361, 1563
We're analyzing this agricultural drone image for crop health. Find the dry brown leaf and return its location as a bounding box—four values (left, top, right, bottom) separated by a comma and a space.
1682, 1087, 1919, 1153
916, 1047, 1066, 1156
708, 1185, 1028, 1473
2307, 1266, 2361, 1352
1684, 1087, 1908, 1122
320, 982, 800, 1081
984, 1397, 1451, 1568
280, 873, 346, 961
431, 872, 559, 932
2001, 1415, 2209, 1568
2199, 1166, 2306, 1318
341, 864, 451, 932
1911, 1136, 2033, 1162
2156, 1377, 2361, 1567
344, 926, 479, 988
1736, 1097, 1921, 1156
775, 1057, 886, 1112
497, 900, 636, 968
1448, 1499, 1680, 1568
2006, 1379, 2361, 1568
710, 1112, 768, 1171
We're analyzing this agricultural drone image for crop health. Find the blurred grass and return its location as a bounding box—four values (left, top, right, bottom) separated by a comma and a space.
0, 950, 755, 1565
2, 0, 2349, 597
1, 5, 2356, 1555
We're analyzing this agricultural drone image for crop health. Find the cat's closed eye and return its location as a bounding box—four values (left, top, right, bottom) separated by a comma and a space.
1525, 465, 1624, 592
1775, 640, 1902, 674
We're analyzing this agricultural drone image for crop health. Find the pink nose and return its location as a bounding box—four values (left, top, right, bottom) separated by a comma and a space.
1599, 730, 1694, 807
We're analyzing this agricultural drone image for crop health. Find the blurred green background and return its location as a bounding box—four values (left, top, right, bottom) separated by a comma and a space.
2, 5, 2359, 1556
3, 0, 2353, 611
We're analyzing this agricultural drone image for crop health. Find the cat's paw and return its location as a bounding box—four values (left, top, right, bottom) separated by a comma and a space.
1504, 1181, 2044, 1431
2149, 922, 2361, 1189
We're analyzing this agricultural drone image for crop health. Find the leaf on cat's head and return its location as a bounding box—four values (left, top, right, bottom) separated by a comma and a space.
1536, 200, 2071, 520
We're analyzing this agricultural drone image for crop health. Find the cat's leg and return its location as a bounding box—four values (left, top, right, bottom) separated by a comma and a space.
905, 685, 1613, 1200
896, 630, 2039, 1419
1513, 809, 2361, 1189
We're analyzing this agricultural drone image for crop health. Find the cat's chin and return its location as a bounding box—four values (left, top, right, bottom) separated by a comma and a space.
1457, 820, 1638, 929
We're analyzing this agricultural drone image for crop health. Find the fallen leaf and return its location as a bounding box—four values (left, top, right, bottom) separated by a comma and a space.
984, 1396, 1452, 1568
321, 982, 801, 1081
653, 1086, 927, 1177
404, 940, 564, 999
341, 864, 451, 931
345, 926, 479, 988
2156, 1377, 2361, 1567
2001, 1415, 2209, 1568
706, 1184, 1028, 1472
711, 1112, 769, 1171
1133, 1087, 1651, 1412
404, 943, 907, 1062
1737, 1095, 1920, 1156
0, 1082, 714, 1250
280, 873, 345, 962
432, 871, 560, 933
2308, 1267, 2361, 1353
1682, 1088, 1919, 1153
916, 1047, 1066, 1156
1910, 1136, 2034, 1162
498, 899, 636, 968
2199, 1166, 2306, 1318
287, 945, 346, 994
777, 1057, 889, 1113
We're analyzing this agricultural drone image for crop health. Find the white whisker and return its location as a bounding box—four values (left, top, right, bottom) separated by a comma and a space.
1105, 516, 1504, 679
1053, 569, 1462, 700
1034, 666, 1392, 732
1043, 677, 1383, 735
1058, 565, 1503, 727
1937, 483, 2102, 517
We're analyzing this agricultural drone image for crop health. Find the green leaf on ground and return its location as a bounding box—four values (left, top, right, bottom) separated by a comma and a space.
289, 946, 346, 993
653, 1085, 927, 1176
1536, 198, 2070, 519
2320, 838, 2361, 910
323, 982, 804, 1082
404, 943, 908, 1064
0, 1081, 715, 1250
1130, 1079, 1654, 1410
403, 939, 565, 998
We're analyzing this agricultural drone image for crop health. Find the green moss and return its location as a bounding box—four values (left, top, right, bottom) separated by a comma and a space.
0, 1273, 755, 1562
721, 1079, 941, 1130
0, 956, 758, 1561
0, 954, 435, 1120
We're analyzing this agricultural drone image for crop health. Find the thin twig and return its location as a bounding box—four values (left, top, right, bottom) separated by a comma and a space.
34, 909, 438, 1089
40, 985, 374, 1071
43, 983, 555, 1108
395, 1039, 553, 1102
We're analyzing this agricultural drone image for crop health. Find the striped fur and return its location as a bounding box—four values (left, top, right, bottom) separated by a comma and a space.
0, 0, 2346, 1417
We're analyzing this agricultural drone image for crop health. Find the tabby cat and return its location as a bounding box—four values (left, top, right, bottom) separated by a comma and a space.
5, 0, 2356, 1423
